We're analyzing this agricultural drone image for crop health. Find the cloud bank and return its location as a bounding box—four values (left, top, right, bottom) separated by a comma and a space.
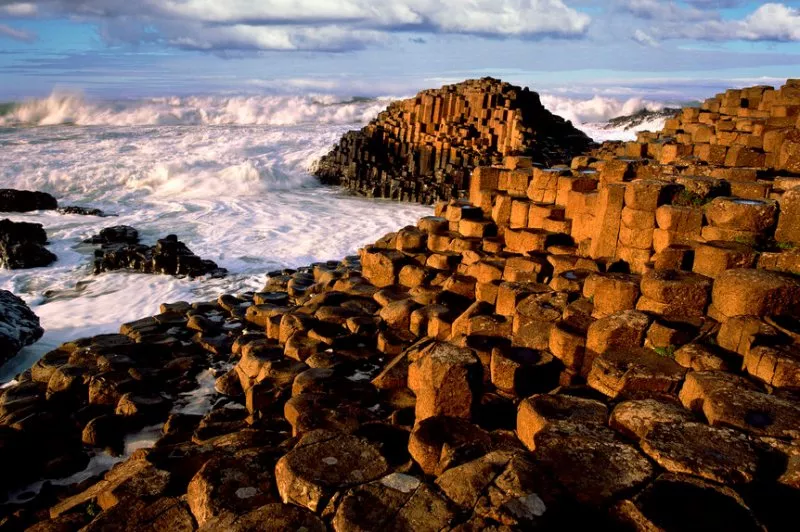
619, 1, 800, 43
0, 0, 592, 51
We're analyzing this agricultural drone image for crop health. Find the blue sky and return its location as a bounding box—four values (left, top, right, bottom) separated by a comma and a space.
0, 1, 799, 101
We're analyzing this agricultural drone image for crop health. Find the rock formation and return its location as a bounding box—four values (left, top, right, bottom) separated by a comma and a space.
4, 79, 800, 531
0, 219, 57, 269
0, 187, 108, 216
87, 226, 227, 278
0, 189, 57, 213
315, 78, 592, 204
0, 290, 44, 364
58, 206, 106, 217
598, 107, 681, 133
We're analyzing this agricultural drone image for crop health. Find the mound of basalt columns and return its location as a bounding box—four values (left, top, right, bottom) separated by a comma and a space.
86, 226, 227, 278
0, 290, 44, 364
0, 218, 57, 269
5, 80, 800, 531
315, 77, 593, 204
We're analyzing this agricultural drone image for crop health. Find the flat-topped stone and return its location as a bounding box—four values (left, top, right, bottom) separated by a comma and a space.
274, 430, 389, 513
640, 422, 759, 484
334, 474, 455, 532
587, 347, 688, 399
408, 416, 492, 476
680, 371, 800, 439
610, 398, 695, 440
516, 393, 608, 451
712, 268, 800, 320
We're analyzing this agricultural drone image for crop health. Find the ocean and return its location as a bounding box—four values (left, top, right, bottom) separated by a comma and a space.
0, 92, 669, 383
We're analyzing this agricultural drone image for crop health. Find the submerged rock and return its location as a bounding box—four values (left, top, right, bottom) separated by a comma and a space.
87, 227, 227, 278
0, 218, 57, 269
58, 206, 107, 217
0, 290, 44, 363
0, 188, 57, 212
84, 225, 140, 246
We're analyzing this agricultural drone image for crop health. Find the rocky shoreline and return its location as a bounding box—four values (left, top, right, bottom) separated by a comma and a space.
1, 78, 800, 530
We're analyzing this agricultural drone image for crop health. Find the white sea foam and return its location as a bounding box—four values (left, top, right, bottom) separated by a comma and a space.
539, 94, 669, 142
0, 93, 390, 127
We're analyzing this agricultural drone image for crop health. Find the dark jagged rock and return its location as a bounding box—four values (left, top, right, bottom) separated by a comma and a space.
315, 77, 593, 204
600, 107, 682, 133
0, 290, 44, 364
0, 188, 57, 212
87, 228, 226, 278
84, 225, 140, 246
0, 218, 57, 269
58, 206, 107, 217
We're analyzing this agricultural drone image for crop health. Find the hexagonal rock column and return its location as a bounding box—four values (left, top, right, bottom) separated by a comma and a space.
534, 430, 653, 507
511, 291, 568, 350
776, 186, 800, 244
407, 416, 492, 476
710, 269, 800, 321
187, 448, 278, 527
274, 430, 389, 513
680, 371, 800, 439
516, 393, 608, 451
637, 269, 711, 318
639, 422, 759, 485
744, 344, 800, 389
609, 398, 695, 440
333, 473, 455, 532
587, 347, 688, 399
435, 451, 557, 529
360, 247, 406, 288
589, 184, 626, 260
583, 310, 651, 377
583, 273, 641, 318
490, 346, 560, 398
408, 341, 483, 422
704, 197, 778, 235
200, 503, 326, 532
692, 241, 757, 279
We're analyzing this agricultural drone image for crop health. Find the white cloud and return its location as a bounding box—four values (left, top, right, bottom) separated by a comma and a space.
1, 2, 37, 16
632, 29, 659, 47
0, 22, 36, 41
732, 3, 800, 41
654, 3, 800, 42
0, 0, 591, 52
617, 0, 710, 22
685, 0, 744, 7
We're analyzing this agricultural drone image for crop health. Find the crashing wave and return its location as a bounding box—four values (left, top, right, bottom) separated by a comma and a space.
0, 92, 389, 127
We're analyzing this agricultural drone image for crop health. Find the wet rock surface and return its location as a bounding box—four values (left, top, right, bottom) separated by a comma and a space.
0, 290, 44, 364
58, 206, 107, 217
86, 227, 227, 278
0, 219, 57, 269
4, 78, 800, 531
0, 189, 57, 212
